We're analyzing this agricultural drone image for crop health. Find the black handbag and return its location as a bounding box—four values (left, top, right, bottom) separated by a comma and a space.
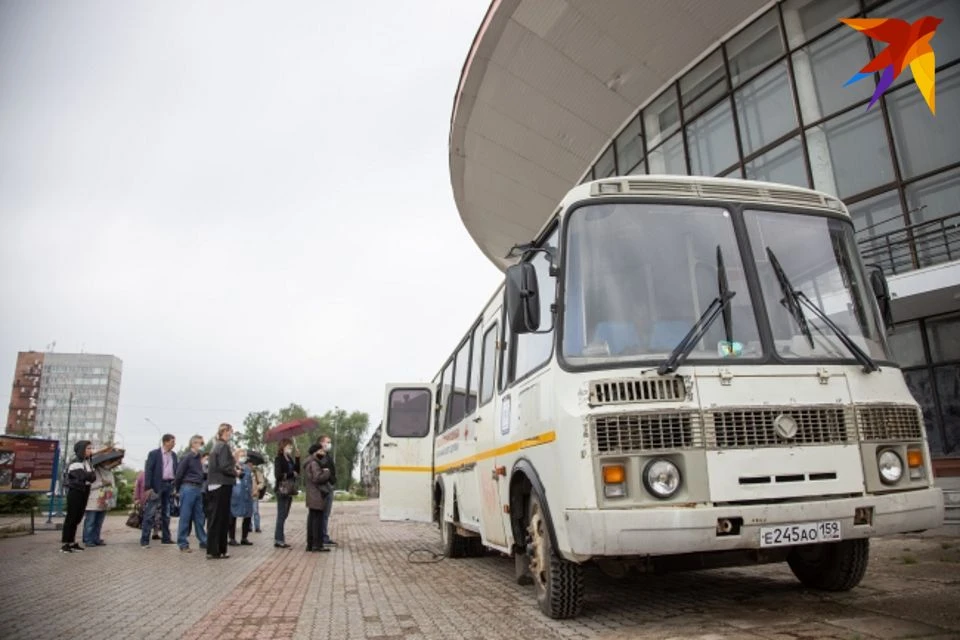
278, 478, 298, 497
170, 493, 181, 518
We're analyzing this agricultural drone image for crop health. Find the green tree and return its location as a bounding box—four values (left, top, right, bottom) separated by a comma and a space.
238, 410, 271, 453
315, 409, 369, 490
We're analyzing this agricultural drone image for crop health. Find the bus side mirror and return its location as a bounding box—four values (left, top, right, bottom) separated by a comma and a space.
505, 262, 540, 334
869, 268, 894, 329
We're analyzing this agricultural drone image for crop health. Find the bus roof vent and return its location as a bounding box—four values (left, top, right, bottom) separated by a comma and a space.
623, 180, 698, 197
589, 376, 687, 406
697, 183, 829, 209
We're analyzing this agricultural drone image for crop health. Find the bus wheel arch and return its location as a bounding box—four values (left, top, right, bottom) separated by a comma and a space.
509, 459, 560, 554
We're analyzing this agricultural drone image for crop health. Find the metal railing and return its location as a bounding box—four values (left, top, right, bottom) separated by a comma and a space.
857, 211, 960, 275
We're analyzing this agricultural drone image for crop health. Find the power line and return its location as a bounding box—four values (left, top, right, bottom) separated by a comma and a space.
118, 404, 250, 412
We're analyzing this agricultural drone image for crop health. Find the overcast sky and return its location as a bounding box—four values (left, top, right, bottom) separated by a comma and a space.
0, 0, 501, 472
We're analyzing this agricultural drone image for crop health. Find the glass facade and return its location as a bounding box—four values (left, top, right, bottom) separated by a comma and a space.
587, 0, 960, 456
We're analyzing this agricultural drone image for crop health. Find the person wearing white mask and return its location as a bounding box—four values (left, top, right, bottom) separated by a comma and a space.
316, 434, 337, 547
272, 438, 300, 549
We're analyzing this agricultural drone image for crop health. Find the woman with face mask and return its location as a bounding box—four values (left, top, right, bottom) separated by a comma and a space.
272, 438, 300, 549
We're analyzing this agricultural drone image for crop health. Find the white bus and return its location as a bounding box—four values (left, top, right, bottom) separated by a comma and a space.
378, 176, 945, 619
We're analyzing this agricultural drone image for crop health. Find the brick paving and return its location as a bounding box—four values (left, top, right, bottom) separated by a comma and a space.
0, 500, 958, 639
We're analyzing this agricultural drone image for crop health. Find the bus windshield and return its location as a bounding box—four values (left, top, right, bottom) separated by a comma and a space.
744, 208, 889, 362
561, 202, 891, 367
562, 202, 762, 365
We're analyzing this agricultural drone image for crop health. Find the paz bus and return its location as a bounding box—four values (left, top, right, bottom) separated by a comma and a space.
378, 175, 945, 619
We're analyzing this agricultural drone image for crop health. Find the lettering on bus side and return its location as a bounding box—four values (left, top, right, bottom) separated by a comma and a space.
437, 443, 460, 458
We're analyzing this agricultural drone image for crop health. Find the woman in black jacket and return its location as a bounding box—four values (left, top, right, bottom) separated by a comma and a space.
61, 440, 95, 553
273, 438, 300, 549
206, 423, 238, 559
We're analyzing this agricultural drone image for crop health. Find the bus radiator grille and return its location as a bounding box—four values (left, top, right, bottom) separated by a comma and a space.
707, 407, 851, 448
592, 412, 702, 453
856, 405, 924, 441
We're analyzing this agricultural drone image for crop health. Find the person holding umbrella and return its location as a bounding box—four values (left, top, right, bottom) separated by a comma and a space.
273, 438, 300, 549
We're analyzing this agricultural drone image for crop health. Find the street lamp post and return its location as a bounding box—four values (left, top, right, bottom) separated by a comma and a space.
144, 417, 163, 444
56, 392, 74, 516
333, 405, 340, 454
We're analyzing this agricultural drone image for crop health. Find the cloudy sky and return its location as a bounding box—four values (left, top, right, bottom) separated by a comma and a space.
0, 0, 501, 471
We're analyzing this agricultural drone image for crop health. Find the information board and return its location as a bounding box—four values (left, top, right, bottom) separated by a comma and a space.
0, 435, 59, 493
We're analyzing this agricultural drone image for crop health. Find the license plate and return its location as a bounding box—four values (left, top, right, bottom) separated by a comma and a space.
759, 520, 842, 548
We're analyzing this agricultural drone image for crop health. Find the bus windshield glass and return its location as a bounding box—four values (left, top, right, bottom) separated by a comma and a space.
744, 209, 889, 362
562, 202, 762, 366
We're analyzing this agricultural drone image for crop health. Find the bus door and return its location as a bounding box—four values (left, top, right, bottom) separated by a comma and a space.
474, 318, 510, 547
379, 384, 435, 522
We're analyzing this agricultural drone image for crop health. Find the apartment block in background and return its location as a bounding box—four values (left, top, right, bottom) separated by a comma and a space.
6, 351, 122, 448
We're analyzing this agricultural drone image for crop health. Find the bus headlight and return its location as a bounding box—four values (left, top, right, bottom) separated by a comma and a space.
643, 459, 681, 499
878, 450, 904, 485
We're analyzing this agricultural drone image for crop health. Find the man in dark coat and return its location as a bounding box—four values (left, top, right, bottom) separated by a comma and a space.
140, 433, 178, 546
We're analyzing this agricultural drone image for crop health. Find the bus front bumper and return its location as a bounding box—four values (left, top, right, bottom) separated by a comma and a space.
562, 488, 944, 560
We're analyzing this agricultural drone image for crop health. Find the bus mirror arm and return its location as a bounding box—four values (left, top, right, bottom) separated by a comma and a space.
866, 265, 894, 330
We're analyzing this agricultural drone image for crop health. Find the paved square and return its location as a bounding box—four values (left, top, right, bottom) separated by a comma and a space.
1, 501, 957, 639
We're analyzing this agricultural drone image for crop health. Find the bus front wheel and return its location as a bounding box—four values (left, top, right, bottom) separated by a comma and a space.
787, 538, 870, 591
527, 492, 584, 619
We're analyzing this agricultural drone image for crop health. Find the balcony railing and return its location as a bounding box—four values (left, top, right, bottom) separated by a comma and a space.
858, 210, 960, 275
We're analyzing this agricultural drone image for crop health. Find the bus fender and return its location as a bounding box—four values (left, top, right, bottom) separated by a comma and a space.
510, 457, 560, 556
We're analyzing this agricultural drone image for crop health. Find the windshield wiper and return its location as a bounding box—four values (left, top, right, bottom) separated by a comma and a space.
658, 246, 736, 375
766, 248, 878, 373
766, 247, 814, 350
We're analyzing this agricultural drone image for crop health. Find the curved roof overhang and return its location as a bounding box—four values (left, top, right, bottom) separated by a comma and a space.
450, 0, 770, 271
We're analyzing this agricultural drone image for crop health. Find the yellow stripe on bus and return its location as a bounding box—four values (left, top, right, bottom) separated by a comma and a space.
435, 430, 556, 474
379, 430, 557, 475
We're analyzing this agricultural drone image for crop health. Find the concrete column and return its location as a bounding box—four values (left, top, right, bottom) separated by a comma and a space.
644, 107, 666, 174
782, 4, 838, 196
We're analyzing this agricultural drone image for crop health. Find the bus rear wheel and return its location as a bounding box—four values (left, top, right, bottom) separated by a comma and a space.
787, 538, 869, 591
527, 492, 583, 619
441, 519, 482, 558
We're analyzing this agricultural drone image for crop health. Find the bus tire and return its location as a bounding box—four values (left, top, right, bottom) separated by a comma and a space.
527, 492, 583, 619
787, 539, 869, 591
441, 519, 469, 558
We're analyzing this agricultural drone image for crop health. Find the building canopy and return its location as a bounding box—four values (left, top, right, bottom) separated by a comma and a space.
450, 0, 768, 270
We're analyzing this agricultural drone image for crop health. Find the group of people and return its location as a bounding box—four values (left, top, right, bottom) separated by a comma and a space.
58, 422, 339, 559
59, 440, 121, 553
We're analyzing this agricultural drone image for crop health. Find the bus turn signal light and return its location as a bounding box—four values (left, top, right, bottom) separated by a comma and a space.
603, 464, 625, 485
907, 450, 923, 468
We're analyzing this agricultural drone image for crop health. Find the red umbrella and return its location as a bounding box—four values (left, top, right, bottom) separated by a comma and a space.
264, 418, 320, 443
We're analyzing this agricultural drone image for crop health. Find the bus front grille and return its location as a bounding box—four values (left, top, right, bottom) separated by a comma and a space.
592, 412, 702, 453
707, 407, 851, 448
589, 377, 686, 406
856, 405, 924, 441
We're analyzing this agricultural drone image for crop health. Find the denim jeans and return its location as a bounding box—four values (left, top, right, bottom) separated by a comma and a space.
176, 484, 207, 549
252, 500, 260, 531
82, 510, 106, 545
321, 490, 333, 543
275, 495, 292, 544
